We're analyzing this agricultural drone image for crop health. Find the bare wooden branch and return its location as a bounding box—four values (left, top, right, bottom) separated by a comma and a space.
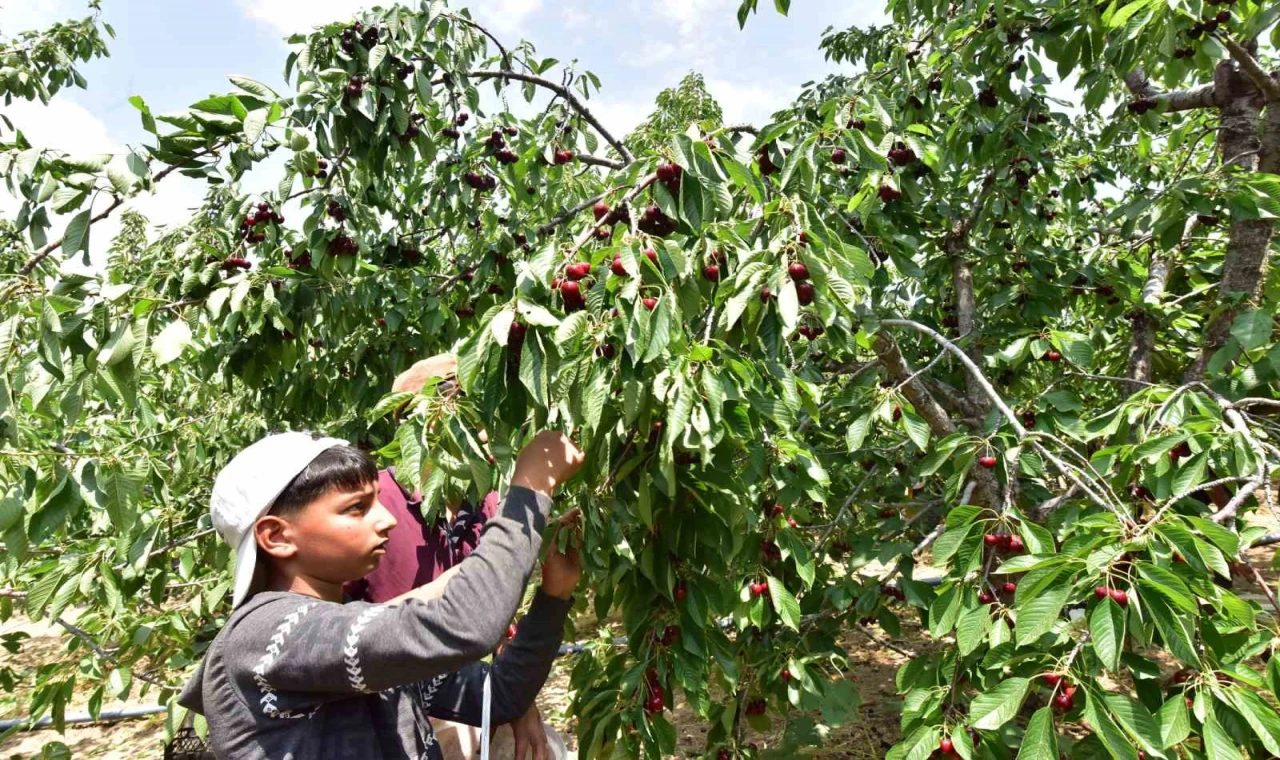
466, 69, 635, 165
56, 617, 167, 687
1218, 35, 1280, 102
1124, 68, 1217, 112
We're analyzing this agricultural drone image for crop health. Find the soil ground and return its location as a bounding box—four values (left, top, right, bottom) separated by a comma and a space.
2, 517, 1275, 759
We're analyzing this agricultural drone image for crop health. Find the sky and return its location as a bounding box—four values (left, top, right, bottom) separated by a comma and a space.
0, 0, 886, 260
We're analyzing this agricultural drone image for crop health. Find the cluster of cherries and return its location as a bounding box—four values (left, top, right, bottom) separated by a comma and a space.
328, 234, 358, 257
441, 112, 468, 141
221, 256, 252, 271
757, 144, 779, 176
241, 201, 283, 245
637, 205, 676, 237
552, 148, 576, 165
744, 698, 767, 716
610, 247, 658, 279
642, 668, 665, 715
338, 22, 379, 55
977, 581, 1017, 605
788, 260, 816, 305
462, 170, 498, 192
399, 113, 426, 141
485, 126, 521, 165
1093, 585, 1131, 607
1043, 673, 1078, 712
888, 141, 917, 166
702, 249, 724, 282
982, 532, 1025, 553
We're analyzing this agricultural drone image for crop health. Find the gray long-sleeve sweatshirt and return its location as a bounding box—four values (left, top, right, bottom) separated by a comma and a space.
177, 486, 570, 759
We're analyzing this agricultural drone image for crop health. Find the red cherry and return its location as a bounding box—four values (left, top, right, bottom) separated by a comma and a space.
1042, 673, 1062, 686
702, 264, 721, 282
831, 148, 847, 164
996, 533, 1013, 549
1110, 588, 1129, 606
611, 255, 628, 277
788, 262, 809, 282
1001, 581, 1017, 594
983, 534, 1000, 546
560, 280, 582, 300
786, 516, 798, 528
780, 669, 792, 682
1053, 692, 1074, 711
940, 738, 955, 754
759, 287, 772, 302
592, 201, 610, 220
1006, 536, 1024, 553
796, 282, 815, 305
642, 297, 658, 311
377, 318, 387, 327
506, 624, 517, 640
978, 455, 998, 468
1185, 697, 1194, 707
1063, 683, 1077, 697
1044, 350, 1062, 362
770, 504, 785, 516
675, 584, 687, 601
565, 262, 589, 281
1095, 586, 1110, 599
643, 248, 659, 265
645, 695, 663, 714
978, 591, 995, 604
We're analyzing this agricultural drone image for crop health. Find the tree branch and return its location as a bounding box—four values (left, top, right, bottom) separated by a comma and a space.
465, 69, 635, 165
56, 617, 167, 687
1217, 35, 1280, 102
18, 143, 223, 276
1124, 68, 1217, 112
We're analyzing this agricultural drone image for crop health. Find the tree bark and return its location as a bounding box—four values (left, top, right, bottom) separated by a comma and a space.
1183, 61, 1274, 382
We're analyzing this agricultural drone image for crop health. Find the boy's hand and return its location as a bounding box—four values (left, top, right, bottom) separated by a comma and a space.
540, 510, 581, 600
392, 353, 457, 394
512, 431, 584, 496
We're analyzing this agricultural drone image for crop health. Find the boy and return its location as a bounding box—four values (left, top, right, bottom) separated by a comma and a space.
178, 428, 584, 759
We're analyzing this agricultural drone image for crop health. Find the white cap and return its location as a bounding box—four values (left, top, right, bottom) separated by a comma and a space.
211, 432, 348, 607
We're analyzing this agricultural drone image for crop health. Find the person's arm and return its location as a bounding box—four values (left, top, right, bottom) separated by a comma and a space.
424, 522, 580, 726
421, 589, 572, 725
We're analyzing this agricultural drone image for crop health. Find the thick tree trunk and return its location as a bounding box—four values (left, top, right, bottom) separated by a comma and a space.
1184, 61, 1273, 382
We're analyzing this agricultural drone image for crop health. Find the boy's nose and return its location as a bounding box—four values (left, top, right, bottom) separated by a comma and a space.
371, 502, 398, 533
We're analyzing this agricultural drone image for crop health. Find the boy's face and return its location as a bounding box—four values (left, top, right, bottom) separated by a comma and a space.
259, 479, 397, 584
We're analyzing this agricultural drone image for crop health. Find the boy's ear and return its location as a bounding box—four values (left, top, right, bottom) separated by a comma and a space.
255, 515, 298, 559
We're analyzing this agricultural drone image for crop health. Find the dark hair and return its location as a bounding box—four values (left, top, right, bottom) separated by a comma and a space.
268, 444, 378, 517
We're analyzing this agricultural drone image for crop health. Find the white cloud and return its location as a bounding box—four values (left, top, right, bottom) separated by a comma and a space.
0, 0, 82, 36
236, 0, 543, 39
560, 6, 591, 29
705, 76, 792, 127
623, 42, 676, 68
652, 0, 734, 38
589, 98, 651, 143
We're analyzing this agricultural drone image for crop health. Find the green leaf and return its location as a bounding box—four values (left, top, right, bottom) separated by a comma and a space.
1136, 563, 1197, 614
243, 109, 267, 143
0, 316, 17, 369
1015, 584, 1069, 646
1102, 693, 1162, 756
1202, 708, 1241, 760
1085, 694, 1141, 760
0, 487, 24, 532
642, 296, 672, 363
1154, 695, 1190, 749
968, 677, 1030, 730
1230, 308, 1272, 351
519, 332, 548, 408
152, 320, 192, 366
766, 575, 801, 630
1020, 707, 1059, 760
1229, 689, 1280, 755
846, 414, 872, 453
1090, 598, 1125, 671
901, 410, 930, 451
555, 310, 588, 345
61, 210, 91, 256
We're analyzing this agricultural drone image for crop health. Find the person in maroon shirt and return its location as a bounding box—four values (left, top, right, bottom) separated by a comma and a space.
345, 353, 557, 760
